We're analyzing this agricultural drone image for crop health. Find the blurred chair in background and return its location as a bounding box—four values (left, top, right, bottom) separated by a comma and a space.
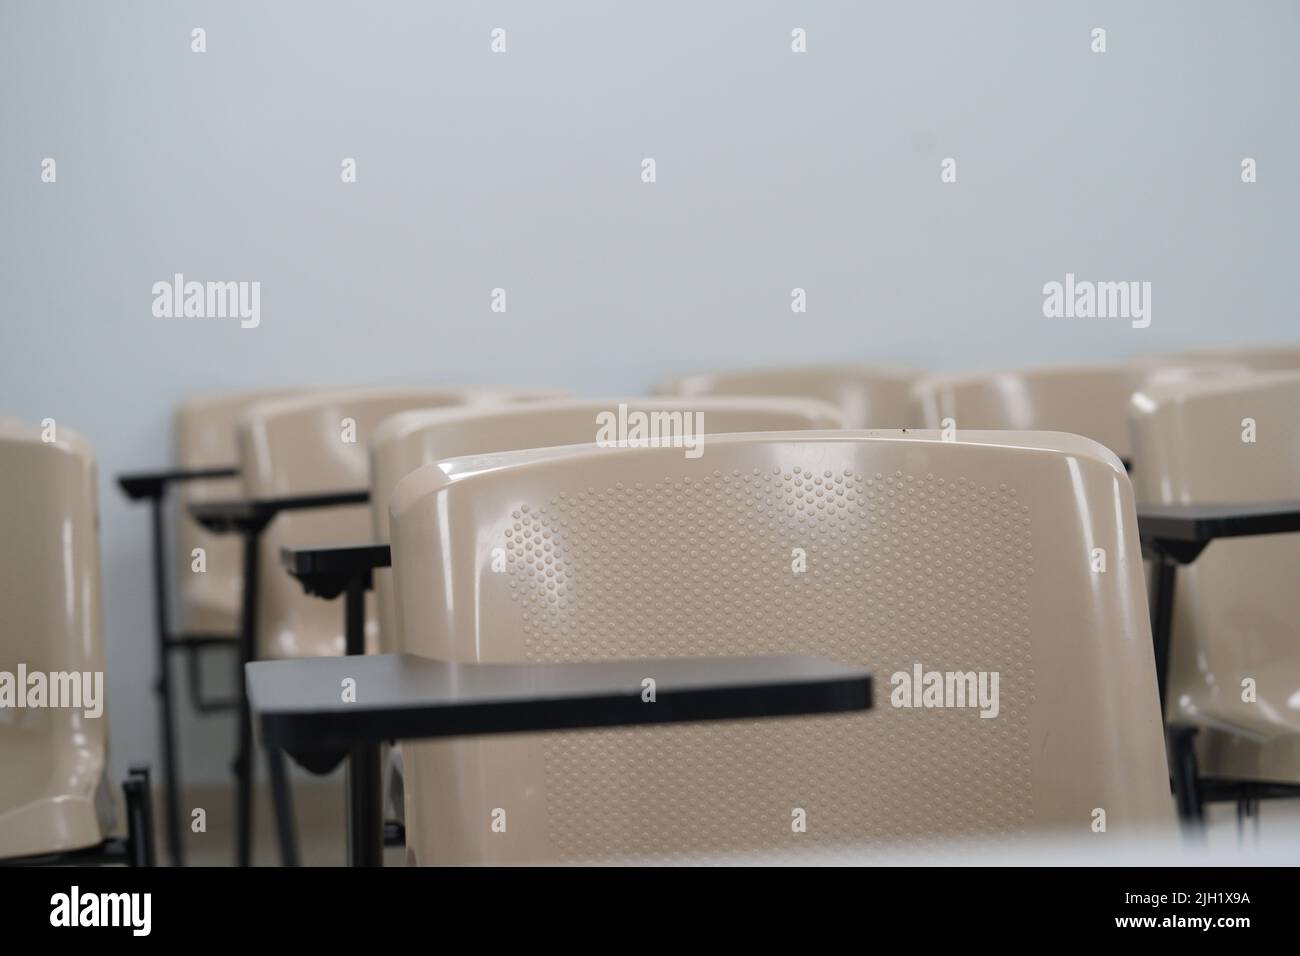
118, 387, 308, 865
1129, 370, 1300, 824
654, 365, 918, 428
1156, 345, 1300, 373
175, 389, 310, 636
909, 359, 1246, 466
219, 385, 559, 866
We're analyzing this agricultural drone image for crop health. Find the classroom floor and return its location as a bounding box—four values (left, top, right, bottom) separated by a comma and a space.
170, 776, 405, 867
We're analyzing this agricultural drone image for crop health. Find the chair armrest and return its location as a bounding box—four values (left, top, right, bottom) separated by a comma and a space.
117, 465, 239, 500
247, 653, 872, 768
281, 544, 392, 599
189, 489, 370, 534
1137, 500, 1300, 564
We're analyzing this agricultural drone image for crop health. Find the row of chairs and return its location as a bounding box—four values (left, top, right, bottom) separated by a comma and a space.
3, 345, 1297, 864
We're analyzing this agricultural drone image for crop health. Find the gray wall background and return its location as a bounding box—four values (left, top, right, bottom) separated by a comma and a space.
2, 0, 1297, 788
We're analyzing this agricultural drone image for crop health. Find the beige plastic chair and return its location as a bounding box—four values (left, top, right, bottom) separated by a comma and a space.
239, 386, 561, 660
0, 420, 113, 858
175, 388, 306, 635
654, 365, 917, 428
390, 429, 1174, 864
1158, 345, 1300, 373
910, 360, 1245, 464
1129, 371, 1300, 783
368, 397, 846, 653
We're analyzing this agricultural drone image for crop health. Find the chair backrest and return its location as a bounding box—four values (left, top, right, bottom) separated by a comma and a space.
368, 397, 846, 651
0, 420, 110, 858
238, 386, 561, 659
390, 429, 1173, 864
175, 388, 306, 635
1158, 345, 1300, 372
910, 360, 1245, 462
655, 365, 917, 428
1128, 370, 1300, 782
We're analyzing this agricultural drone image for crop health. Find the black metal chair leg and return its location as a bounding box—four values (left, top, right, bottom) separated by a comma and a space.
266, 746, 300, 866
124, 765, 157, 867
1170, 726, 1204, 830
341, 575, 383, 866
235, 531, 260, 867
1149, 556, 1177, 721
148, 498, 185, 866
123, 774, 145, 867
1149, 553, 1204, 835
348, 743, 384, 867
344, 576, 366, 656
136, 765, 158, 867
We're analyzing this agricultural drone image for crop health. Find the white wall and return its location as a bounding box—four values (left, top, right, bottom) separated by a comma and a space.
2, 0, 1297, 786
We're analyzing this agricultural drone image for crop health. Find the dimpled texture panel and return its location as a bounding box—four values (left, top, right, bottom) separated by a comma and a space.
503, 464, 1034, 860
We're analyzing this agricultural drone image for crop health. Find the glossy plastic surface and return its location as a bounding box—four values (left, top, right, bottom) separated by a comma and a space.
175, 388, 307, 635
1129, 371, 1300, 782
910, 360, 1246, 461
1157, 345, 1300, 373
654, 365, 918, 428
391, 429, 1173, 864
0, 420, 110, 857
238, 386, 562, 659
368, 396, 845, 652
